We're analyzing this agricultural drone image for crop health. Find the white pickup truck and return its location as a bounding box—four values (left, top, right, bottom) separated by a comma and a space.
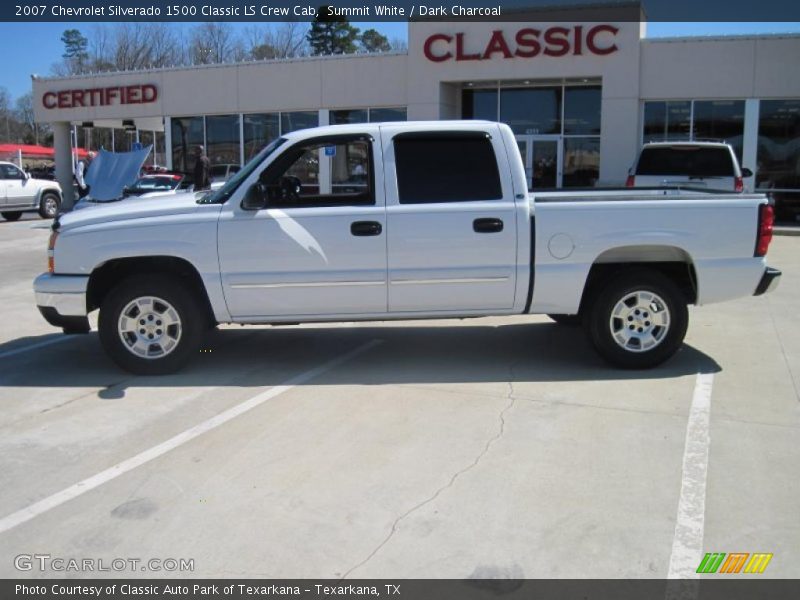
33, 121, 781, 374
1, 161, 62, 221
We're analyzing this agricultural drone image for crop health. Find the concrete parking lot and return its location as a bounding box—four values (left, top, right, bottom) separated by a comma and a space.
0, 213, 798, 579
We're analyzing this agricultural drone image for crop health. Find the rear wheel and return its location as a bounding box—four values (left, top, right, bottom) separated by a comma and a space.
38, 192, 60, 219
1, 212, 22, 222
585, 269, 688, 369
99, 275, 205, 375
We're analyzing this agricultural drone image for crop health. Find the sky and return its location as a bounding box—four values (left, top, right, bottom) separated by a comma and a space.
1, 21, 799, 103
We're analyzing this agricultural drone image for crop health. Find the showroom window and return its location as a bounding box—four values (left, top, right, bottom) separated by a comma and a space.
243, 113, 280, 162
331, 107, 407, 124
756, 99, 800, 192
500, 87, 562, 135
563, 138, 601, 188
394, 133, 502, 204
206, 114, 241, 167
331, 109, 368, 125
463, 83, 602, 188
281, 111, 319, 135
369, 107, 407, 122
171, 116, 204, 173
643, 100, 745, 161
462, 89, 498, 121
564, 86, 602, 135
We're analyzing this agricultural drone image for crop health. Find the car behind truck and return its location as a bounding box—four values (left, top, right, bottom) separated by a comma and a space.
34, 121, 780, 374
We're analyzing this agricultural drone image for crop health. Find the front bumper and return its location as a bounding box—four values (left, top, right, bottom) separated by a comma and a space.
754, 267, 782, 296
34, 273, 91, 332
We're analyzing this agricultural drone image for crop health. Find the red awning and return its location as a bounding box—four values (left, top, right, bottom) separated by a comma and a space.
0, 144, 90, 159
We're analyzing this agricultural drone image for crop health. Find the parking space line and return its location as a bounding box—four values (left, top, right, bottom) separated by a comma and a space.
0, 338, 381, 535
667, 372, 714, 579
0, 335, 76, 360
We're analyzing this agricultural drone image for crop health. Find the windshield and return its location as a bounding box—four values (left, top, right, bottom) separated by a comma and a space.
198, 138, 286, 204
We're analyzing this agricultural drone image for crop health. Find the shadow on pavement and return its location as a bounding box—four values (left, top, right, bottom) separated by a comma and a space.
0, 321, 721, 393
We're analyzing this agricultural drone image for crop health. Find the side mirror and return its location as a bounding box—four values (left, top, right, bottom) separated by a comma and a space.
241, 183, 267, 210
741, 167, 753, 178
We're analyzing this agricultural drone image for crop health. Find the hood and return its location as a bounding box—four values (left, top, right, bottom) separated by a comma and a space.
58, 190, 209, 231
85, 146, 152, 201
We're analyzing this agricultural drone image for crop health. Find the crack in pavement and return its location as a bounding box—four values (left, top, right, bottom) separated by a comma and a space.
339, 371, 518, 579
766, 296, 800, 402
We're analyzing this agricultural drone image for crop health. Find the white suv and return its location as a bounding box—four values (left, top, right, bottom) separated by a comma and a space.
626, 142, 752, 192
0, 162, 63, 221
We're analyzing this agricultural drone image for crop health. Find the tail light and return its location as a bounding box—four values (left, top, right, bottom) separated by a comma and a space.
755, 203, 774, 257
625, 175, 635, 187
734, 176, 744, 193
47, 231, 58, 273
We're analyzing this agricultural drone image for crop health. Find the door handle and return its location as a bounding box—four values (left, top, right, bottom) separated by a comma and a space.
473, 218, 504, 233
351, 221, 383, 236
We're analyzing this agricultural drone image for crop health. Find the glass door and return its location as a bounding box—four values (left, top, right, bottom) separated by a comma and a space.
516, 135, 562, 190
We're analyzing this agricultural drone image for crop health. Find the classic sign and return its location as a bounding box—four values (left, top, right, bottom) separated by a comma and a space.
423, 25, 619, 62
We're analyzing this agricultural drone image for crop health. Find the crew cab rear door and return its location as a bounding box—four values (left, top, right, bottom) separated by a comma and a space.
381, 125, 518, 312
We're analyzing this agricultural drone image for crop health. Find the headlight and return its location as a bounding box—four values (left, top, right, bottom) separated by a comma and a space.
47, 231, 58, 273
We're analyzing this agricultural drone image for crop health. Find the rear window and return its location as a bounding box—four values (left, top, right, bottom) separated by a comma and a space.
393, 132, 502, 204
133, 177, 178, 190
636, 146, 735, 177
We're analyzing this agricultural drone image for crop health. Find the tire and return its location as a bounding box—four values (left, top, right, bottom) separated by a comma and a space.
38, 192, 60, 219
585, 268, 689, 369
547, 313, 582, 326
98, 275, 205, 375
1, 211, 22, 222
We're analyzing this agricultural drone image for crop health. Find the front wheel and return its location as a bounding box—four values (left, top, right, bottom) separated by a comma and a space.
99, 275, 205, 374
585, 269, 688, 369
1, 211, 22, 222
38, 192, 61, 219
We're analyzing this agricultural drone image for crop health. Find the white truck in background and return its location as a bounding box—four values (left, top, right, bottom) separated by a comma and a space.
34, 121, 780, 374
0, 161, 62, 221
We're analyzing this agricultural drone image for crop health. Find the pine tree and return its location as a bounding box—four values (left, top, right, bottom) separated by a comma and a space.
61, 29, 89, 73
306, 6, 360, 55
360, 29, 391, 53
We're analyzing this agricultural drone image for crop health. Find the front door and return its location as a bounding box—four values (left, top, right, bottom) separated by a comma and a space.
0, 163, 28, 207
516, 135, 562, 190
217, 132, 388, 319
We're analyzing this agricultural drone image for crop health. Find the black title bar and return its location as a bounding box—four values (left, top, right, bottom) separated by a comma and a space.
3, 0, 800, 22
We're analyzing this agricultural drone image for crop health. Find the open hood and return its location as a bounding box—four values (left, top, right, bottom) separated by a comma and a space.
85, 146, 152, 201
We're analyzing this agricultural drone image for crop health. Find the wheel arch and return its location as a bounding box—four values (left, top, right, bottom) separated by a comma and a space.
36, 186, 62, 202
578, 245, 698, 315
87, 256, 216, 325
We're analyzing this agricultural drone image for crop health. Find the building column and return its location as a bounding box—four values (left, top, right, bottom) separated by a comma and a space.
53, 121, 75, 211
742, 99, 760, 193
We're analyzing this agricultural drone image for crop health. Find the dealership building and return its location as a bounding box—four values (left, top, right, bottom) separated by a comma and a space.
32, 9, 800, 205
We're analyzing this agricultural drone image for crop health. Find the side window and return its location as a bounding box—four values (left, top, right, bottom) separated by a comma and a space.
393, 133, 503, 204
260, 136, 373, 208
1, 164, 24, 180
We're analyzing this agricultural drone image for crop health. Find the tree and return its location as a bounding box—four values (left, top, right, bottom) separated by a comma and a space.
306, 6, 360, 55
0, 87, 11, 142
61, 29, 89, 73
15, 92, 44, 145
190, 22, 242, 64
245, 23, 308, 60
360, 29, 391, 53
389, 37, 408, 53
